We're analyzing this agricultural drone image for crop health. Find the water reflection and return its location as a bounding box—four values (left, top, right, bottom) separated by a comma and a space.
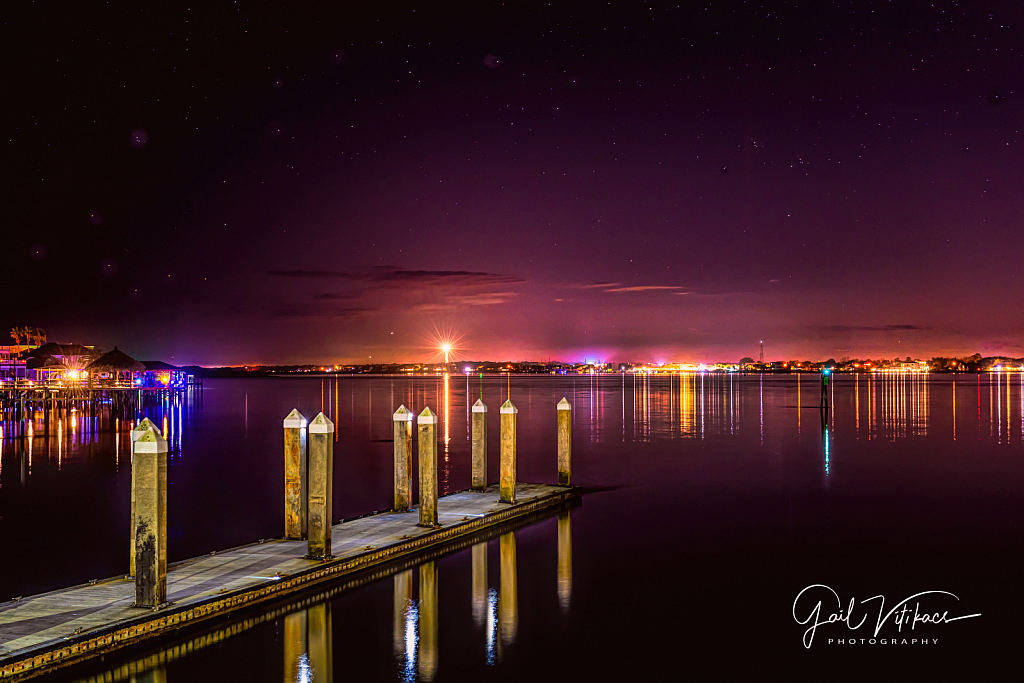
64, 503, 574, 683
559, 371, 1024, 447
282, 603, 333, 683
0, 387, 198, 488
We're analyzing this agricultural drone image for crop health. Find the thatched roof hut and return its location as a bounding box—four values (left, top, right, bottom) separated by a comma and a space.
86, 347, 145, 373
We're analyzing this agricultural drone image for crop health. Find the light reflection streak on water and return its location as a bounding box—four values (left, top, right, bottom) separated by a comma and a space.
823, 424, 830, 477
485, 588, 498, 666
443, 373, 450, 493
401, 598, 419, 682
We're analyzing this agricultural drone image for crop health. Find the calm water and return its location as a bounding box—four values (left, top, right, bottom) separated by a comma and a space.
2, 373, 1023, 680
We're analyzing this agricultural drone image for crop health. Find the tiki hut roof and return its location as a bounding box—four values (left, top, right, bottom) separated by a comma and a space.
21, 343, 96, 361
86, 347, 145, 372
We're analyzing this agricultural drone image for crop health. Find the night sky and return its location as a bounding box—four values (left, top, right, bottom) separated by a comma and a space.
6, 1, 1023, 366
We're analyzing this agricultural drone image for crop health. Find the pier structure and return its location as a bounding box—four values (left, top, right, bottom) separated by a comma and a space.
11, 499, 576, 683
0, 397, 578, 680
0, 382, 200, 440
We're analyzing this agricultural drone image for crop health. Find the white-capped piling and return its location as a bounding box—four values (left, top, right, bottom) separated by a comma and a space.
418, 407, 439, 527
557, 397, 572, 486
471, 399, 488, 491
307, 412, 334, 560
393, 405, 414, 512
133, 423, 167, 608
499, 400, 517, 504
283, 409, 307, 540
129, 417, 161, 578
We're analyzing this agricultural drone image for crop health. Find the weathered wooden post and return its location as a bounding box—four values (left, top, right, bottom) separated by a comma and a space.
499, 399, 517, 504
129, 417, 160, 577
558, 509, 572, 613
393, 405, 414, 511
472, 541, 487, 628
134, 424, 167, 607
471, 399, 487, 491
417, 407, 438, 527
307, 412, 334, 560
419, 561, 438, 682
557, 397, 572, 485
499, 531, 518, 648
283, 409, 307, 540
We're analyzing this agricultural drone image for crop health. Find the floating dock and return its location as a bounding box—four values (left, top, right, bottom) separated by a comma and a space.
0, 483, 578, 681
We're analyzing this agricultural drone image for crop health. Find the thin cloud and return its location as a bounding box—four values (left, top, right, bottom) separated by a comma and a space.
269, 267, 524, 288
377, 270, 525, 286
411, 291, 517, 311
605, 285, 685, 293
565, 281, 621, 289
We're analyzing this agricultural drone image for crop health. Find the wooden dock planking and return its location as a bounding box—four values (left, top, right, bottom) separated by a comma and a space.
0, 483, 578, 680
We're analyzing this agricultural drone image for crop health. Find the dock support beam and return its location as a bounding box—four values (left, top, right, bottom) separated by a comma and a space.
283, 409, 307, 540
307, 412, 334, 560
133, 424, 167, 608
418, 407, 438, 527
471, 399, 487, 491
557, 397, 572, 486
129, 417, 160, 578
499, 400, 517, 504
393, 405, 414, 512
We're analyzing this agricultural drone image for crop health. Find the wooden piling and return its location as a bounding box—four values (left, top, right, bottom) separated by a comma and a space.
499, 400, 517, 504
393, 405, 414, 512
417, 407, 439, 528
283, 409, 308, 540
133, 424, 167, 608
471, 399, 487, 491
557, 397, 572, 486
129, 417, 161, 578
307, 412, 334, 560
